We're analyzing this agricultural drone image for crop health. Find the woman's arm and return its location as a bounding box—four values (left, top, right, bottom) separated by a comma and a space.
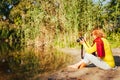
83, 42, 96, 54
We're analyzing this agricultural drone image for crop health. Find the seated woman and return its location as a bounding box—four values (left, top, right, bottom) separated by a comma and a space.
69, 28, 116, 70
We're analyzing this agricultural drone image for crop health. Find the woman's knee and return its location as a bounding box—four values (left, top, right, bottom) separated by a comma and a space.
84, 53, 92, 58
84, 53, 98, 62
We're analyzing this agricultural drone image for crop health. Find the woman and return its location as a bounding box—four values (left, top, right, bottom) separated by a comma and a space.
69, 28, 116, 70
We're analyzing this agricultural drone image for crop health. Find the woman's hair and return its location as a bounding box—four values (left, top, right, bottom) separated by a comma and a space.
91, 28, 106, 38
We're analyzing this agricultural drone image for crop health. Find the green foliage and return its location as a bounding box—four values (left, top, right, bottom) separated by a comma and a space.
107, 32, 120, 48
7, 50, 40, 78
0, 0, 120, 47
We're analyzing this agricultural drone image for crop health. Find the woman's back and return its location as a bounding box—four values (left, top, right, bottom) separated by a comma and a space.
102, 38, 115, 68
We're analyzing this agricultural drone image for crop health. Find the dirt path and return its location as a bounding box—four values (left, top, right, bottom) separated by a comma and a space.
34, 48, 120, 80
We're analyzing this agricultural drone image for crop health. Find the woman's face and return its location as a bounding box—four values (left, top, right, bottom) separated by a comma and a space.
93, 34, 97, 39
91, 32, 97, 39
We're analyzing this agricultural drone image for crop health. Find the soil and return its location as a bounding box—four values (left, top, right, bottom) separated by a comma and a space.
33, 48, 120, 80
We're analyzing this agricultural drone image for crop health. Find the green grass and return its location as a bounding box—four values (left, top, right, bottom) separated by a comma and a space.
107, 32, 120, 48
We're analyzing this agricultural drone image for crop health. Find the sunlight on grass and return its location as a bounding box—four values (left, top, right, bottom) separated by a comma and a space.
3, 47, 74, 80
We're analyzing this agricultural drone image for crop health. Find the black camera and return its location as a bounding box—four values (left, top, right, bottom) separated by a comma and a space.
76, 37, 84, 42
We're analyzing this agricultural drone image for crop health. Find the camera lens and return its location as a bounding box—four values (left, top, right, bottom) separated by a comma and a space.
76, 37, 84, 42
76, 39, 80, 42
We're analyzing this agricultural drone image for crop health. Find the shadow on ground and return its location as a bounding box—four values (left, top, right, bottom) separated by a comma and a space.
114, 56, 120, 66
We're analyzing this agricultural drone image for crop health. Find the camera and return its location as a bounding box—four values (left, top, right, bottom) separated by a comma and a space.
76, 37, 84, 42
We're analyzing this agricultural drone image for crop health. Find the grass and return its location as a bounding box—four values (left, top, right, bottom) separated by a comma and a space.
107, 32, 120, 48
0, 45, 74, 80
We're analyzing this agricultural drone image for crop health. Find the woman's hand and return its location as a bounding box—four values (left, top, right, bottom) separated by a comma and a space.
80, 38, 85, 44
